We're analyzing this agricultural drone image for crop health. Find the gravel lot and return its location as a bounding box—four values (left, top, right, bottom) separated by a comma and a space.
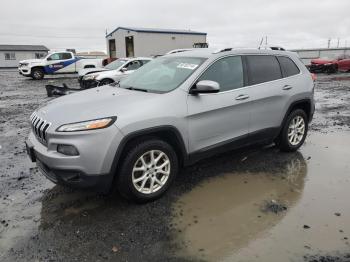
1, 70, 350, 262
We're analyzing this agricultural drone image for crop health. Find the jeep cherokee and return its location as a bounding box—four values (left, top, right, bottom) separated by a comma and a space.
26, 48, 315, 202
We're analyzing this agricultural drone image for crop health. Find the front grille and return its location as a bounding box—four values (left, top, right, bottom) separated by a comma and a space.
30, 112, 51, 145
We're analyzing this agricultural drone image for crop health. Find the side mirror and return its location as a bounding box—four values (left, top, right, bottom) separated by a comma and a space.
190, 80, 220, 95
120, 67, 128, 72
47, 57, 52, 61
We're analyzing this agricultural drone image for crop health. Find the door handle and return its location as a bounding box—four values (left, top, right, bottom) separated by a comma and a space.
282, 85, 293, 90
235, 94, 249, 100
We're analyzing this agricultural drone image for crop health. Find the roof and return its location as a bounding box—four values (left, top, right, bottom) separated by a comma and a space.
106, 27, 207, 38
0, 44, 49, 52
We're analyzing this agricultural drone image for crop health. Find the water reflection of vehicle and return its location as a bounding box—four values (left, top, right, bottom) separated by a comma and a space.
172, 150, 307, 261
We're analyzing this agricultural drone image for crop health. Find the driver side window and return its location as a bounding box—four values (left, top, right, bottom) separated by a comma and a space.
198, 56, 244, 92
47, 53, 72, 61
125, 61, 142, 71
47, 53, 60, 61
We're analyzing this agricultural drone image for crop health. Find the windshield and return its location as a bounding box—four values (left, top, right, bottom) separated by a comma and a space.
105, 59, 128, 70
119, 56, 206, 93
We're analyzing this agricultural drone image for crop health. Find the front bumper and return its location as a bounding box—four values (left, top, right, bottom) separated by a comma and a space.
79, 79, 99, 89
26, 125, 124, 192
18, 66, 31, 76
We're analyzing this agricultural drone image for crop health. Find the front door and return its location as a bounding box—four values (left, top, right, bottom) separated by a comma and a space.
187, 56, 250, 153
44, 52, 75, 74
125, 36, 134, 57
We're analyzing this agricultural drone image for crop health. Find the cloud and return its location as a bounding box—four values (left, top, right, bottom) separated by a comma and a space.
0, 0, 349, 51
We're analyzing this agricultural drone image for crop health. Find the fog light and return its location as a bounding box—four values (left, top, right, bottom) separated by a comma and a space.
57, 144, 79, 156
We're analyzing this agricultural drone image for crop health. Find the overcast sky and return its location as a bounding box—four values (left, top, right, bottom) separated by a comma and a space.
0, 0, 349, 52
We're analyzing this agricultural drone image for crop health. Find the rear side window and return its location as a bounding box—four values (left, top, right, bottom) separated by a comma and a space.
246, 55, 282, 85
198, 56, 244, 92
277, 56, 300, 77
61, 53, 73, 60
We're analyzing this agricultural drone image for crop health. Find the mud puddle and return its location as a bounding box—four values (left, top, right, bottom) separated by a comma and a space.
172, 131, 350, 261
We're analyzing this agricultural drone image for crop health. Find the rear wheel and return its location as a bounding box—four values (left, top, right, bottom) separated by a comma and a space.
278, 109, 308, 152
117, 139, 178, 202
31, 68, 44, 80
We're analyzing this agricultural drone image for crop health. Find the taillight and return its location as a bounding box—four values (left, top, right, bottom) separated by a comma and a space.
311, 73, 317, 81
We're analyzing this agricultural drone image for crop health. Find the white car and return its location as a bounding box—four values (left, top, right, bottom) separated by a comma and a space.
79, 57, 152, 88
77, 58, 131, 81
18, 51, 103, 80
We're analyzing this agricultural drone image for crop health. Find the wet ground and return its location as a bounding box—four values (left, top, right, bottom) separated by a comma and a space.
0, 70, 350, 262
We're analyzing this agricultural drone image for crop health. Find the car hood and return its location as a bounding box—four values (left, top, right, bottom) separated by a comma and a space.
78, 67, 109, 77
96, 69, 124, 79
19, 59, 43, 64
36, 86, 157, 127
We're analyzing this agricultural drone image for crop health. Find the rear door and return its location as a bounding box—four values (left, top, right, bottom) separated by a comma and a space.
245, 55, 300, 140
187, 56, 250, 153
338, 58, 350, 72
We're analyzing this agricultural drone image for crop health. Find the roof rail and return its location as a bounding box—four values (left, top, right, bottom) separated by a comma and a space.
268, 46, 286, 51
212, 48, 233, 54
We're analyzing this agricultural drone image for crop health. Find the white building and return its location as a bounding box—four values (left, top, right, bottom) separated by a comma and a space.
76, 51, 108, 59
291, 47, 350, 65
0, 45, 49, 68
106, 27, 207, 58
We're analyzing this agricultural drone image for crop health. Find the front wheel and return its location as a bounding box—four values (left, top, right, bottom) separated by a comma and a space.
98, 79, 114, 86
31, 68, 44, 80
278, 109, 308, 152
117, 139, 178, 203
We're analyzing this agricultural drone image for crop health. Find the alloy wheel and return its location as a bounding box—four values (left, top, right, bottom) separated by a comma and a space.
132, 150, 171, 194
287, 116, 305, 146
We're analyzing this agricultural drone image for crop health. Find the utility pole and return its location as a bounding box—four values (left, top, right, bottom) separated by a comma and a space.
258, 37, 264, 49
337, 38, 340, 48
327, 38, 331, 48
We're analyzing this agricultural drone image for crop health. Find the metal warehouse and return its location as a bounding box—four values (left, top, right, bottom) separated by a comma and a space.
0, 45, 49, 68
106, 27, 207, 58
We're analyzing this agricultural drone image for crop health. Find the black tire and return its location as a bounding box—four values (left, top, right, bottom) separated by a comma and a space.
326, 64, 337, 74
31, 68, 44, 80
278, 109, 308, 152
99, 79, 114, 86
116, 139, 178, 203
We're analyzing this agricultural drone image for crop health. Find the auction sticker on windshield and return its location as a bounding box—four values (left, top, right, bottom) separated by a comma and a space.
177, 63, 199, 70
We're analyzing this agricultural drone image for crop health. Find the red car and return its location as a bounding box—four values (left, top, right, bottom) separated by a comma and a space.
309, 55, 350, 73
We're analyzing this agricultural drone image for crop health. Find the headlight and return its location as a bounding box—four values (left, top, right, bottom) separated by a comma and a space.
56, 117, 116, 132
83, 74, 98, 81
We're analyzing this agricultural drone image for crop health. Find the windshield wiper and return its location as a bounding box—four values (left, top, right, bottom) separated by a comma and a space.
124, 86, 148, 92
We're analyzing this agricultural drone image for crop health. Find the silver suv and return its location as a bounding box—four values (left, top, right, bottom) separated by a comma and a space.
26, 48, 315, 202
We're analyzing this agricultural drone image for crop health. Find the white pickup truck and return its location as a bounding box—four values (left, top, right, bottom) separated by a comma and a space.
18, 51, 103, 80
